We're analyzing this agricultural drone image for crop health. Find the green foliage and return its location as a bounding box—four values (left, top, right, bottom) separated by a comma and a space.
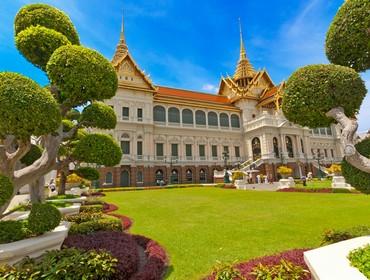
62, 119, 74, 133
213, 261, 245, 280
342, 138, 370, 194
251, 259, 308, 280
282, 64, 366, 127
0, 220, 30, 244
326, 0, 370, 72
64, 212, 122, 235
75, 167, 100, 181
0, 72, 61, 138
27, 203, 61, 235
0, 248, 117, 280
80, 204, 103, 214
322, 226, 370, 245
15, 4, 79, 45
81, 102, 117, 129
46, 194, 79, 200
348, 245, 370, 279
20, 144, 43, 166
46, 45, 118, 107
15, 25, 71, 70
65, 108, 80, 121
0, 175, 13, 208
72, 133, 122, 166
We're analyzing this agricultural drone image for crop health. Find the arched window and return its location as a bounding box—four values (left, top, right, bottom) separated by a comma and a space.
252, 137, 261, 161
186, 169, 193, 183
195, 110, 206, 125
168, 107, 180, 123
120, 170, 130, 187
273, 137, 279, 158
153, 106, 166, 122
286, 136, 294, 158
220, 113, 229, 128
137, 171, 143, 183
182, 109, 193, 125
105, 172, 113, 184
208, 112, 218, 127
155, 169, 164, 185
121, 133, 130, 139
171, 169, 179, 184
231, 114, 240, 128
199, 169, 207, 183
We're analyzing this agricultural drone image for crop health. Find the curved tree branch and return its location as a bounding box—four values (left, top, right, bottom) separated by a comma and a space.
326, 107, 370, 173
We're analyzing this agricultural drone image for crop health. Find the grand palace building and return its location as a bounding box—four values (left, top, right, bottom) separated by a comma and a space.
97, 20, 343, 187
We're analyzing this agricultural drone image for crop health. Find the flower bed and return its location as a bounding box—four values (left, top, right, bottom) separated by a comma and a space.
277, 187, 355, 194
99, 183, 229, 192
103, 203, 132, 230
63, 231, 140, 280
131, 234, 169, 280
205, 249, 311, 280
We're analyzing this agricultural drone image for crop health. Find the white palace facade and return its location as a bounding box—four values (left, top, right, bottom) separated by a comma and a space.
97, 20, 343, 187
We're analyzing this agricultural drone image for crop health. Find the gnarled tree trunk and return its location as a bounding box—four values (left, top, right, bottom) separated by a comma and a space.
30, 176, 45, 203
326, 107, 370, 173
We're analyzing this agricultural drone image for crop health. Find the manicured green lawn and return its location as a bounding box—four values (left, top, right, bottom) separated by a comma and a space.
104, 187, 370, 280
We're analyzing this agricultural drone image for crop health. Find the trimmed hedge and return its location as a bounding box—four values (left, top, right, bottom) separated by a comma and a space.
0, 72, 61, 138
342, 138, 370, 194
46, 45, 118, 107
0, 175, 13, 208
80, 204, 103, 213
81, 102, 117, 129
15, 3, 79, 45
28, 203, 61, 235
0, 220, 30, 244
282, 64, 366, 128
0, 248, 117, 279
326, 0, 370, 72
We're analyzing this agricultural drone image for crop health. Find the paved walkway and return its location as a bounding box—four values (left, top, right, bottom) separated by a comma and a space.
236, 182, 279, 191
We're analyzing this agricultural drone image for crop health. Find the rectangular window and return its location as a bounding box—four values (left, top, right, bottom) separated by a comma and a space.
199, 145, 205, 158
122, 107, 129, 120
186, 144, 192, 157
212, 145, 218, 158
327, 127, 332, 135
137, 141, 143, 156
324, 149, 328, 158
331, 149, 335, 158
235, 146, 240, 158
223, 146, 229, 153
171, 144, 178, 157
137, 108, 143, 121
121, 141, 130, 155
156, 143, 164, 157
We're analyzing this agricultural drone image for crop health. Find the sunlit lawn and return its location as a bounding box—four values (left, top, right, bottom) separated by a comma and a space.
104, 187, 370, 280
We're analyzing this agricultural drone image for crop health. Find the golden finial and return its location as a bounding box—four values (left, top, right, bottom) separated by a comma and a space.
112, 9, 128, 63
239, 18, 246, 61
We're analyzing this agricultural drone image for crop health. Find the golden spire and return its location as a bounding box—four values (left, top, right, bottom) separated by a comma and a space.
112, 10, 128, 63
234, 18, 255, 83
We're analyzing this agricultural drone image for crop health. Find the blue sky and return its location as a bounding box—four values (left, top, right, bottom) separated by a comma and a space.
0, 0, 369, 131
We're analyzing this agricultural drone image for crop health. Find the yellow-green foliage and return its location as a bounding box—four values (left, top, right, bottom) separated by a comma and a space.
277, 166, 293, 176
81, 102, 117, 129
0, 175, 13, 208
326, 164, 342, 175
232, 171, 244, 182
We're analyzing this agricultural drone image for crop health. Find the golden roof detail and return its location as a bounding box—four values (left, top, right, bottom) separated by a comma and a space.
112, 13, 128, 64
234, 19, 255, 81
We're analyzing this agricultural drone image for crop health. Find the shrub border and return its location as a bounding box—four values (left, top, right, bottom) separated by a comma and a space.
103, 203, 132, 230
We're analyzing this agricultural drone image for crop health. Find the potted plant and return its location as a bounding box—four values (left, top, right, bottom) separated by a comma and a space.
277, 166, 294, 189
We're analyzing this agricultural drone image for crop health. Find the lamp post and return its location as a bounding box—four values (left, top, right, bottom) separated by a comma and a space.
222, 150, 230, 183
314, 151, 324, 179
165, 156, 178, 184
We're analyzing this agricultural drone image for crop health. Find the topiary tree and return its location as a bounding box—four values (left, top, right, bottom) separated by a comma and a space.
282, 0, 370, 193
0, 4, 121, 214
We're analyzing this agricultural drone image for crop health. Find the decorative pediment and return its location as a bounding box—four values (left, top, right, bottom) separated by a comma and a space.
113, 53, 156, 92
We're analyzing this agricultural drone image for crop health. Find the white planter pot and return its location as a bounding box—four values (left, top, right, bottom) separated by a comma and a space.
58, 203, 81, 216
66, 187, 89, 196
47, 196, 87, 204
331, 176, 353, 189
278, 178, 295, 189
0, 221, 71, 265
304, 236, 370, 280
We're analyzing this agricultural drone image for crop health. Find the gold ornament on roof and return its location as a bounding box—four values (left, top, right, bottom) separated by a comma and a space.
112, 11, 128, 64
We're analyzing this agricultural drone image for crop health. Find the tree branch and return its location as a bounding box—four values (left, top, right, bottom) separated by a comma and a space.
326, 107, 370, 173
7, 140, 31, 171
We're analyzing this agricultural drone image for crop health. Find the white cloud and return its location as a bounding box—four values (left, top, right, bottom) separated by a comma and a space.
202, 84, 218, 93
